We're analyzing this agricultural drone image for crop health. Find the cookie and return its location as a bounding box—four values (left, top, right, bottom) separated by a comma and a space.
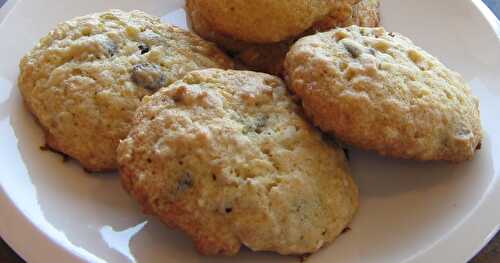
18, 9, 233, 172
284, 26, 482, 162
186, 0, 332, 43
312, 0, 380, 31
187, 0, 380, 76
117, 69, 358, 255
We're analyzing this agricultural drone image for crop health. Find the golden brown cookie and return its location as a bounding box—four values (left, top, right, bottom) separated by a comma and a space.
118, 69, 358, 255
18, 9, 233, 172
187, 0, 333, 43
284, 26, 482, 162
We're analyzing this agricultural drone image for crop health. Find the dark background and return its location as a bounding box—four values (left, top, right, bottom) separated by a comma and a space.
0, 0, 498, 262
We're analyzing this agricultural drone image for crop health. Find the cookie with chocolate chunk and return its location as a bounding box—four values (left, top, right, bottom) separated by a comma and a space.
284, 26, 481, 162
18, 9, 232, 172
118, 69, 358, 255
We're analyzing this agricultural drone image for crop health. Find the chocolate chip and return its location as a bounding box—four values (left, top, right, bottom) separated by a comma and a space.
131, 63, 165, 92
138, 44, 150, 55
98, 38, 118, 57
176, 172, 193, 192
342, 39, 364, 58
242, 115, 268, 134
225, 207, 233, 213
254, 116, 267, 134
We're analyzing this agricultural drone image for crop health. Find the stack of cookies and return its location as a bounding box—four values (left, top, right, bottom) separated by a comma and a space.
18, 0, 482, 257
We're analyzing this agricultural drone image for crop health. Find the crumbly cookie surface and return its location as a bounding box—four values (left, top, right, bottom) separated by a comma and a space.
285, 26, 482, 162
19, 9, 232, 171
351, 0, 381, 27
312, 0, 380, 31
117, 69, 358, 255
186, 0, 332, 43
187, 0, 380, 76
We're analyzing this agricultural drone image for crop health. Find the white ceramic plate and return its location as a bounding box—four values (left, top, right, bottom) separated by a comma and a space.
0, 0, 499, 262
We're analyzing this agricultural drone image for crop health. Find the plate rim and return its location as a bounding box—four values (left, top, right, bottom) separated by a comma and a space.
0, 0, 499, 262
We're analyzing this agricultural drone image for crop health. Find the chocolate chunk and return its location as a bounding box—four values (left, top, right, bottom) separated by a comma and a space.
342, 39, 364, 58
242, 115, 268, 134
176, 172, 193, 192
97, 37, 118, 57
138, 44, 150, 55
131, 63, 165, 92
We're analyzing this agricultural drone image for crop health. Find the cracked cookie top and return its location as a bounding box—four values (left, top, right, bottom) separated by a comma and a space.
285, 26, 482, 162
117, 69, 358, 255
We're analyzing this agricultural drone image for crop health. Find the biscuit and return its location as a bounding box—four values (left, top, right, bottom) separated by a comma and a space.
117, 69, 358, 255
187, 0, 380, 76
312, 0, 380, 31
284, 26, 482, 162
18, 9, 233, 172
186, 0, 332, 43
